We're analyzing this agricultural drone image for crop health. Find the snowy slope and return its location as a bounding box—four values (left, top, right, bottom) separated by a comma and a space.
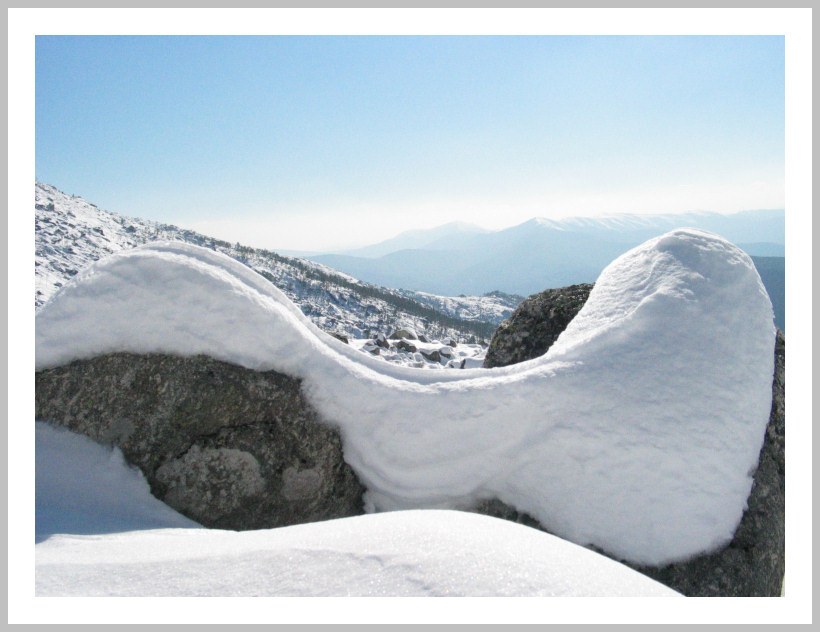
35, 182, 517, 344
35, 229, 776, 565
34, 421, 678, 597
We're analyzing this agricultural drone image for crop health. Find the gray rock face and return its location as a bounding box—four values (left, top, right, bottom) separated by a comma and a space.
483, 283, 593, 368
35, 352, 366, 530
476, 285, 785, 597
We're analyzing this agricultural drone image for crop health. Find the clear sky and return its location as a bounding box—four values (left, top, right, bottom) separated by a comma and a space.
35, 34, 784, 251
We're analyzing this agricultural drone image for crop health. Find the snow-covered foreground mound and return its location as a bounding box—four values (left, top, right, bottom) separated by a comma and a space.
37, 513, 680, 597
35, 422, 678, 597
35, 229, 776, 565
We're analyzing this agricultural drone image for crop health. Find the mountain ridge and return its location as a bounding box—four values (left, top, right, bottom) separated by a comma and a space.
34, 182, 519, 344
306, 209, 785, 329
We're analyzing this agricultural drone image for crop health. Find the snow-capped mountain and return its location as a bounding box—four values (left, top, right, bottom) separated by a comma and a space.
35, 183, 520, 349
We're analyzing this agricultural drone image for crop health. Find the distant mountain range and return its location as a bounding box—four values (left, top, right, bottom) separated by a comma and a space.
307, 209, 785, 330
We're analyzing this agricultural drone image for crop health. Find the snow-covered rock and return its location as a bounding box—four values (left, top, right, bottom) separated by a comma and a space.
474, 280, 785, 596
34, 421, 679, 597
36, 352, 365, 530
35, 229, 776, 566
389, 328, 418, 340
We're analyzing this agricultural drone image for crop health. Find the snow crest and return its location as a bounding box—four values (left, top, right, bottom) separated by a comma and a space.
35, 229, 776, 565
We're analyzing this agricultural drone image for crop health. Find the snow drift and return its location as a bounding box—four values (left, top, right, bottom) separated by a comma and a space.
35, 422, 678, 597
35, 229, 776, 565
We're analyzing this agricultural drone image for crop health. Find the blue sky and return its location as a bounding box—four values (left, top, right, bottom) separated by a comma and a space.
36, 34, 784, 251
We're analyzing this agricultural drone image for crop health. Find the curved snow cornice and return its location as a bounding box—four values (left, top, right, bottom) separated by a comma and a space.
35, 229, 776, 566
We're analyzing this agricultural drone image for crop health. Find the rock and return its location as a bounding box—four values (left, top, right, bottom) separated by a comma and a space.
328, 332, 349, 344
477, 283, 785, 597
362, 341, 380, 355
35, 352, 366, 531
441, 337, 458, 347
482, 283, 593, 368
374, 333, 390, 349
389, 328, 418, 341
395, 339, 418, 353
439, 346, 454, 357
420, 349, 441, 362
417, 334, 429, 343
469, 498, 543, 531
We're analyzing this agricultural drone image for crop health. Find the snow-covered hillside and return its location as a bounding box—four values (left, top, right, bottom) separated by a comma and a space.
35, 182, 519, 349
36, 229, 776, 566
35, 422, 678, 598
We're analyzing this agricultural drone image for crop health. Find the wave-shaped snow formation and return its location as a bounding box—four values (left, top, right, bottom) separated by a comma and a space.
35, 228, 776, 566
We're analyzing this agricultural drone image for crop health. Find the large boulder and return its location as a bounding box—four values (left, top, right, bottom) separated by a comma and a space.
478, 284, 785, 597
35, 352, 366, 530
483, 283, 593, 368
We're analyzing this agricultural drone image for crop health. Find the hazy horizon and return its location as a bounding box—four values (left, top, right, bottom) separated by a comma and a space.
34, 179, 786, 255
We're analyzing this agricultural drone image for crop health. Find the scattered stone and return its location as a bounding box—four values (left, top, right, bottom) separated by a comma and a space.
35, 352, 366, 531
395, 339, 418, 353
420, 349, 441, 363
328, 332, 349, 344
389, 328, 418, 341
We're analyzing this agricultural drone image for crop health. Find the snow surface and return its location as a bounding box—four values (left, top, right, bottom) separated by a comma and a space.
35, 422, 678, 597
35, 228, 776, 565
35, 422, 200, 542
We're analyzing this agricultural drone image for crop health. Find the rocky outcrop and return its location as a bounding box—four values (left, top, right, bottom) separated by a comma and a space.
478, 283, 785, 597
483, 283, 593, 368
35, 352, 366, 530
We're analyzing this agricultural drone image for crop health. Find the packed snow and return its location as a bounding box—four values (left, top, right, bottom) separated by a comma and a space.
35, 422, 200, 542
35, 228, 776, 566
34, 421, 678, 597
